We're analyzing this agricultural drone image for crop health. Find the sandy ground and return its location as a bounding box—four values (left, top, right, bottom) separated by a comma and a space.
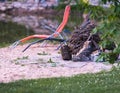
0, 43, 114, 83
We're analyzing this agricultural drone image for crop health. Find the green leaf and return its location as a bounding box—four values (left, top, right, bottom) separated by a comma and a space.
92, 28, 98, 34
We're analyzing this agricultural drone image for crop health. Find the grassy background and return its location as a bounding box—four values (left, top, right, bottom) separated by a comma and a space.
0, 67, 120, 93
0, 21, 34, 47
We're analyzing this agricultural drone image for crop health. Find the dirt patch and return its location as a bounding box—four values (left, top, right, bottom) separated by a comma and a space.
0, 44, 113, 83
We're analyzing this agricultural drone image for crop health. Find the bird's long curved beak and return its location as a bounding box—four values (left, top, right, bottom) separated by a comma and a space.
9, 40, 21, 49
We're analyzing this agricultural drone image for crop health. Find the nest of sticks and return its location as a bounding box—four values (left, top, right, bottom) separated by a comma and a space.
68, 14, 100, 55
61, 13, 118, 61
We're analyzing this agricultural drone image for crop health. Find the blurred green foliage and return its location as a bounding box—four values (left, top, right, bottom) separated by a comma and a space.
0, 21, 34, 47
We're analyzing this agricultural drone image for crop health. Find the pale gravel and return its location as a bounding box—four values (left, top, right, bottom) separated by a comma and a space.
0, 44, 113, 83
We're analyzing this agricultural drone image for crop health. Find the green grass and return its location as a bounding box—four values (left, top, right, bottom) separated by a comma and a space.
0, 67, 120, 93
0, 21, 34, 47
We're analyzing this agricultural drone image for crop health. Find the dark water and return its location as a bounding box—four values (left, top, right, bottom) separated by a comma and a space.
0, 11, 83, 47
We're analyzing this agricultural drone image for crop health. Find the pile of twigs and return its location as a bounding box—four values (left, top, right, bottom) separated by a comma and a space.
68, 13, 100, 55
